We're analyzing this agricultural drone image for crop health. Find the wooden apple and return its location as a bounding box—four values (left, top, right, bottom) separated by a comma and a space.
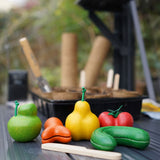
7, 101, 42, 142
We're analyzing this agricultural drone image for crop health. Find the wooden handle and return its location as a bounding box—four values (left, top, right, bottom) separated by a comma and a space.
42, 143, 122, 160
19, 37, 41, 78
113, 74, 120, 90
106, 69, 114, 88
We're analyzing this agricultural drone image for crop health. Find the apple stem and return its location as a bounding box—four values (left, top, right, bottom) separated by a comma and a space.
81, 87, 86, 101
15, 100, 19, 116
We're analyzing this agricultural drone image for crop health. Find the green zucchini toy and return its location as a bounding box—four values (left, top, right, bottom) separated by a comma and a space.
90, 126, 150, 151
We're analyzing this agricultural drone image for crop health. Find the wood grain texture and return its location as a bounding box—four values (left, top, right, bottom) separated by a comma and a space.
19, 37, 42, 78
42, 143, 122, 160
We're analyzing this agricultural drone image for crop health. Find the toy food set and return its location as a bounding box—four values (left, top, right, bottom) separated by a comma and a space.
7, 101, 42, 142
6, 94, 149, 160
41, 88, 150, 149
16, 34, 149, 159
65, 87, 100, 140
41, 117, 71, 144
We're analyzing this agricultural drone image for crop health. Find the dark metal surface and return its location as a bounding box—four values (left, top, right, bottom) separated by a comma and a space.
89, 11, 122, 49
129, 0, 156, 100
1, 104, 160, 160
76, 0, 129, 12
78, 1, 136, 91
114, 3, 135, 90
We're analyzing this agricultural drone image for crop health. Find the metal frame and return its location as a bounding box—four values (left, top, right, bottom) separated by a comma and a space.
89, 10, 135, 90
84, 0, 155, 100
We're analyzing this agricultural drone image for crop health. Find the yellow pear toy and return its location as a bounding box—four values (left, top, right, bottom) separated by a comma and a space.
65, 87, 100, 141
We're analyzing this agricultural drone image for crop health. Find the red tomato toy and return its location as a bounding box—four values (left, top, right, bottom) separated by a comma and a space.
99, 105, 134, 127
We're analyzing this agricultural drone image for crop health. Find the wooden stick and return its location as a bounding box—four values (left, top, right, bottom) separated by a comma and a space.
41, 143, 122, 160
79, 70, 86, 88
113, 74, 120, 90
106, 69, 114, 88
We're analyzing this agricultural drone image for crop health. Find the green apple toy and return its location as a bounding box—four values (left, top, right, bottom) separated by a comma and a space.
7, 100, 42, 142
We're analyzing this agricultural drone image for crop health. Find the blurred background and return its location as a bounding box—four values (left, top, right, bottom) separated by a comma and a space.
0, 0, 160, 104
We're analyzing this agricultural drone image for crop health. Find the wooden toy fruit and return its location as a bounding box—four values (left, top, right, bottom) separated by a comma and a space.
90, 126, 150, 151
7, 101, 42, 142
99, 105, 134, 127
65, 87, 100, 141
41, 117, 71, 144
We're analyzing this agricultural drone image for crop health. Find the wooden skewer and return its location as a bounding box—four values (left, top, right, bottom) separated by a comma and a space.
41, 143, 122, 160
79, 70, 86, 88
113, 73, 120, 90
106, 69, 114, 88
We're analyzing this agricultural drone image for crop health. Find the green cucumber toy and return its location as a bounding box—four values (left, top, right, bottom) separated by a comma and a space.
90, 126, 150, 151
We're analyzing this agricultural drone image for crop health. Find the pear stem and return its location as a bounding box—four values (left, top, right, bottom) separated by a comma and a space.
81, 87, 86, 101
15, 100, 19, 116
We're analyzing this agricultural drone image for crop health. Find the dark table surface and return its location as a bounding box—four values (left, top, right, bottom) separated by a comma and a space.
1, 104, 160, 160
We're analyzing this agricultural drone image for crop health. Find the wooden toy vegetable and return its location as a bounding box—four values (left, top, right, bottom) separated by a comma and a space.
91, 126, 150, 151
41, 117, 71, 144
65, 87, 100, 141
98, 105, 134, 127
7, 101, 42, 142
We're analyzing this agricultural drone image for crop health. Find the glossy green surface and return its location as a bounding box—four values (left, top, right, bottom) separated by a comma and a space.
7, 103, 42, 142
90, 126, 150, 151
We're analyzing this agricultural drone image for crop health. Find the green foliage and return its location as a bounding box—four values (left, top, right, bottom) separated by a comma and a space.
0, 0, 108, 96
33, 0, 94, 43
1, 0, 160, 102
41, 67, 61, 87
